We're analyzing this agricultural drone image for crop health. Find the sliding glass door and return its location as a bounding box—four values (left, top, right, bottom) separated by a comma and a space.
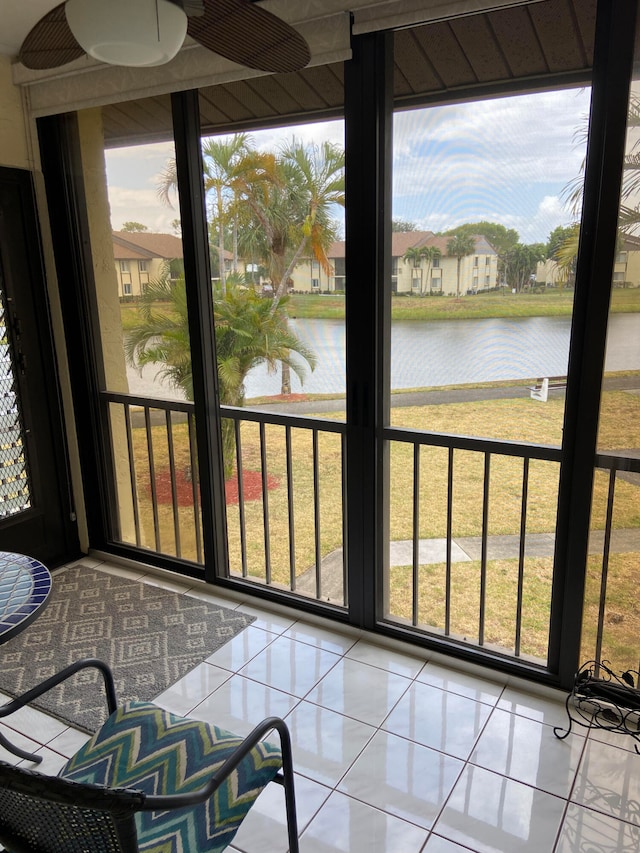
383, 85, 590, 666
38, 0, 638, 688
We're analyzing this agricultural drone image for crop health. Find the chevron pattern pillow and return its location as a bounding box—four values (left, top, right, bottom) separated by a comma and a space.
59, 701, 283, 852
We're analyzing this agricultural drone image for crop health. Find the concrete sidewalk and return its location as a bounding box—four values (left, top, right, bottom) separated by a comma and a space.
252, 374, 640, 416
296, 528, 640, 602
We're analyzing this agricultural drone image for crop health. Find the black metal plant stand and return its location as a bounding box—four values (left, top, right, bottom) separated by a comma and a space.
554, 660, 640, 752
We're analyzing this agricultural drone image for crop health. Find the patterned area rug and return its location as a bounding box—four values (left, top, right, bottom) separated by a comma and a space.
0, 566, 254, 732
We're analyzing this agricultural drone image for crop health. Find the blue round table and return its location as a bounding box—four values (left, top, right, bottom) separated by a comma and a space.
0, 552, 52, 763
0, 551, 52, 644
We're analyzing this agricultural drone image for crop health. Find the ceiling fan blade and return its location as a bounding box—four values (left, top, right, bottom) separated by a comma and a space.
188, 0, 310, 73
173, 0, 206, 14
18, 3, 85, 70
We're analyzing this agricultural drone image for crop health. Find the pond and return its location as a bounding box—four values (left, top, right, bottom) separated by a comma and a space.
126, 313, 640, 401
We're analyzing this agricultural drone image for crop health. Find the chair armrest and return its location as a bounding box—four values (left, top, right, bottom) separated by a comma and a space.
142, 716, 292, 810
0, 658, 117, 719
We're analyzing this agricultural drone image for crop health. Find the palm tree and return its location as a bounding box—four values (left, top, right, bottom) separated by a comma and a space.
446, 233, 476, 298
558, 95, 640, 277
213, 279, 316, 408
402, 245, 442, 294
422, 246, 442, 295
158, 133, 255, 294
124, 275, 193, 397
124, 274, 316, 477
402, 246, 424, 293
251, 139, 345, 309
239, 138, 345, 393
158, 135, 344, 395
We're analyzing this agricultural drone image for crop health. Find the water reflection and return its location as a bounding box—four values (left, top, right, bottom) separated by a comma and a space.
126, 313, 640, 401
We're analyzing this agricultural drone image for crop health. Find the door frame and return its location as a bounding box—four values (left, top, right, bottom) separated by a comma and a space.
0, 166, 79, 564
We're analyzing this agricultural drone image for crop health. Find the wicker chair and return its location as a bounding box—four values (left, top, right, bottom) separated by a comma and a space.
0, 659, 298, 852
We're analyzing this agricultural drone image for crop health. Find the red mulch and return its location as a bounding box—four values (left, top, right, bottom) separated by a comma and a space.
252, 394, 309, 403
148, 468, 279, 506
258, 393, 308, 403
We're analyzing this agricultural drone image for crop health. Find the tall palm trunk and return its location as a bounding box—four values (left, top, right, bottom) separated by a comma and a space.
270, 242, 305, 397
216, 185, 226, 294
233, 210, 239, 273
280, 360, 292, 395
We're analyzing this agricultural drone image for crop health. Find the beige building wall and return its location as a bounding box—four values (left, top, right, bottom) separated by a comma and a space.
116, 255, 170, 298
613, 249, 640, 287
396, 252, 497, 296
536, 259, 565, 286
291, 248, 498, 295
289, 258, 335, 292
623, 250, 640, 287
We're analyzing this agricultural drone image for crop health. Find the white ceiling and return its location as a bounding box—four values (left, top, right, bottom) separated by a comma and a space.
0, 1, 60, 56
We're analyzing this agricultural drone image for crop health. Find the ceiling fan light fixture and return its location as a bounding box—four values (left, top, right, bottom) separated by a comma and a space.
65, 0, 188, 67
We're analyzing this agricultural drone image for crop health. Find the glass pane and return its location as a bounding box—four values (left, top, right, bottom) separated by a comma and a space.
582, 27, 640, 671
390, 88, 591, 442
385, 83, 590, 659
197, 111, 347, 603
77, 103, 200, 563
196, 121, 346, 413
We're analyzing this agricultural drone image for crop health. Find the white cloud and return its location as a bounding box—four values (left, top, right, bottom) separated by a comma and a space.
250, 120, 344, 152
392, 88, 590, 242
200, 120, 345, 155
104, 89, 591, 244
107, 186, 177, 233
106, 141, 177, 232
506, 195, 575, 244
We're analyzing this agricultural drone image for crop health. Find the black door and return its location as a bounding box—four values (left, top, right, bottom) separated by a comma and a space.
0, 167, 78, 565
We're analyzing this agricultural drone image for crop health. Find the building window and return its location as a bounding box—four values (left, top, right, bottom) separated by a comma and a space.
311, 278, 320, 289
473, 256, 478, 266
119, 260, 130, 272
486, 256, 491, 266
485, 275, 491, 285
432, 257, 440, 268
138, 260, 148, 272
616, 251, 628, 263
613, 271, 625, 282
392, 257, 399, 275
123, 282, 132, 295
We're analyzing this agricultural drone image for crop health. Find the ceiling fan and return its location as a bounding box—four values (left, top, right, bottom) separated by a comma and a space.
19, 0, 311, 74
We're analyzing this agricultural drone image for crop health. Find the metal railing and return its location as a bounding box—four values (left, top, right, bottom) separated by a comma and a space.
383, 426, 564, 662
101, 391, 639, 668
103, 392, 347, 604
585, 451, 640, 671
107, 394, 202, 563
221, 406, 347, 603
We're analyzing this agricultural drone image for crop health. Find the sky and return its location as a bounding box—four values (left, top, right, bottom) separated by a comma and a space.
105, 86, 592, 246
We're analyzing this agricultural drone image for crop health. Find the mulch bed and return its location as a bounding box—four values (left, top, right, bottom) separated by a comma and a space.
148, 468, 279, 506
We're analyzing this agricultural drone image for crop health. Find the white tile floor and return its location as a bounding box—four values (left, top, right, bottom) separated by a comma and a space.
2, 557, 640, 853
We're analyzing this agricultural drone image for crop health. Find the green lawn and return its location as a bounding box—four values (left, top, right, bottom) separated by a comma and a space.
121, 387, 639, 669
121, 287, 640, 327
287, 288, 640, 320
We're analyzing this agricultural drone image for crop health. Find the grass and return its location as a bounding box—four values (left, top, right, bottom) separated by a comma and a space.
116, 386, 640, 670
120, 288, 640, 327
285, 288, 640, 321
388, 557, 554, 661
